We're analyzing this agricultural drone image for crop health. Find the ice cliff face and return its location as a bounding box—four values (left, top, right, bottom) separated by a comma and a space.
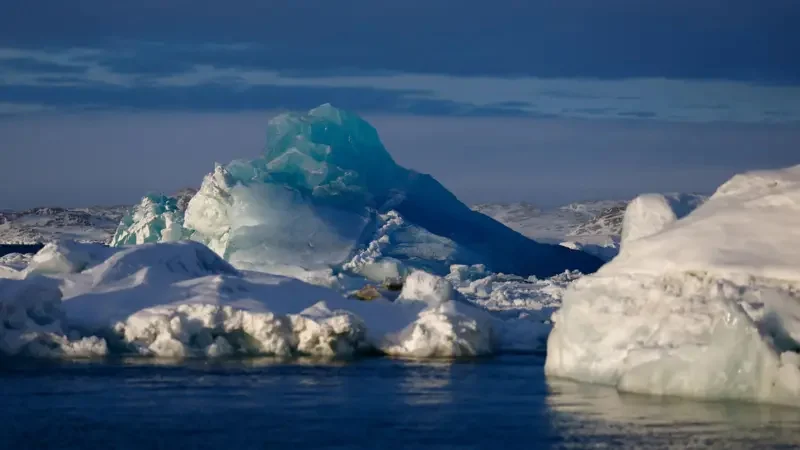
116, 104, 602, 279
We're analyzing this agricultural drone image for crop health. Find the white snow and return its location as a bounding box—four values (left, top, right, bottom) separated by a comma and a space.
398, 271, 458, 306
620, 193, 705, 246
546, 164, 800, 405
26, 241, 116, 275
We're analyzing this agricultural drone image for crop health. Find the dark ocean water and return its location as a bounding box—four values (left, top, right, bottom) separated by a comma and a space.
0, 244, 43, 258
0, 355, 799, 449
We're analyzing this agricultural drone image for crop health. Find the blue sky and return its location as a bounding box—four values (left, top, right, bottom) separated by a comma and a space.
1, 0, 798, 209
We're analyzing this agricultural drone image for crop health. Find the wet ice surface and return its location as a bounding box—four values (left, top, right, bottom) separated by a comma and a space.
1, 355, 798, 450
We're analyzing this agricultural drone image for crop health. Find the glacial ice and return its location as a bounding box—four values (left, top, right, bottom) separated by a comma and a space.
546, 165, 800, 405
112, 104, 601, 279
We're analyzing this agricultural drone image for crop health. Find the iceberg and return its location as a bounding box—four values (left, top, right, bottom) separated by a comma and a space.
546, 165, 800, 405
114, 104, 602, 280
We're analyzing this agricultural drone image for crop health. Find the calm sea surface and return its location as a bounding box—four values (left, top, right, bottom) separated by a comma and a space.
1, 355, 799, 449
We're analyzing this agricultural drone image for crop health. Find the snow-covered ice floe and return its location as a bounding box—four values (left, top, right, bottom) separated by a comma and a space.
546, 165, 800, 405
0, 240, 572, 360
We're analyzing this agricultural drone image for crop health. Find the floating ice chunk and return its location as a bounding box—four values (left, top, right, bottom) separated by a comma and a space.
292, 302, 370, 357
111, 194, 190, 246
382, 301, 493, 358
547, 165, 800, 405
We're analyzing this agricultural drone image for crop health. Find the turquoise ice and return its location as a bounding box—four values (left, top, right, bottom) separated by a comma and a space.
119, 104, 603, 279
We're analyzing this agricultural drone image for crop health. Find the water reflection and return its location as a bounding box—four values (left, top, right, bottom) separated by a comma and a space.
398, 360, 454, 406
115, 355, 353, 368
546, 378, 800, 448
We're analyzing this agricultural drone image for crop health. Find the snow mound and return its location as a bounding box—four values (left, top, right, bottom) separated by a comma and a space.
86, 241, 238, 287
26, 241, 116, 275
620, 193, 704, 245
546, 165, 800, 405
381, 301, 493, 358
110, 193, 190, 246
113, 104, 601, 279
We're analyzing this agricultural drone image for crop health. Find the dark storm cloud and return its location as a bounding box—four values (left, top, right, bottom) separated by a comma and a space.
0, 82, 537, 117
1, 0, 798, 81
